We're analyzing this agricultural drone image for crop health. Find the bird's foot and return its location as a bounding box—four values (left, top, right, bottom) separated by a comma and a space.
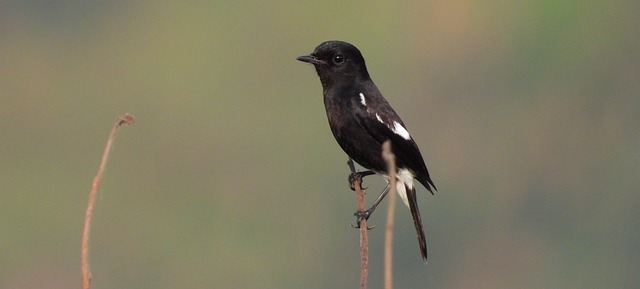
354, 209, 371, 221
348, 171, 375, 191
350, 209, 376, 230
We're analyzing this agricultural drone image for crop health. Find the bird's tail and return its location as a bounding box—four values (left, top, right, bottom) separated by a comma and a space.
406, 185, 428, 261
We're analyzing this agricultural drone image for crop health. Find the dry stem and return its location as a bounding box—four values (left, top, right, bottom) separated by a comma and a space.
81, 114, 134, 289
347, 158, 368, 289
382, 140, 397, 289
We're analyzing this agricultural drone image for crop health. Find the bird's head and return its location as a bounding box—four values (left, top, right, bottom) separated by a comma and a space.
297, 40, 370, 87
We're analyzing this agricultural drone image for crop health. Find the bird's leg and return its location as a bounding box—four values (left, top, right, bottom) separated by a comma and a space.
347, 157, 357, 174
354, 183, 391, 222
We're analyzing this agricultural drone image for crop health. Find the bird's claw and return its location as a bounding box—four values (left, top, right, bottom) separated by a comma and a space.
348, 172, 361, 191
349, 223, 376, 231
350, 222, 376, 230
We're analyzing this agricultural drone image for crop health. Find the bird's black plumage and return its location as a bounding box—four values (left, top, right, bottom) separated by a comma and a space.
297, 40, 437, 261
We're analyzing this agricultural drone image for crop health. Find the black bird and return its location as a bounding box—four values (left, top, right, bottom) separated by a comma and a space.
297, 40, 437, 261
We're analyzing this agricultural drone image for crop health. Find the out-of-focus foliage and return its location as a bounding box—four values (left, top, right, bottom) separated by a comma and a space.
1, 1, 638, 288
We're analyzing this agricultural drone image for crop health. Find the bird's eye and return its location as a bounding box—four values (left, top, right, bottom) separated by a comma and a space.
333, 54, 345, 64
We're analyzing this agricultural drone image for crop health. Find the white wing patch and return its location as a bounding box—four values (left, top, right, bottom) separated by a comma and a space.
375, 113, 383, 123
392, 121, 411, 140
359, 93, 367, 106
359, 92, 411, 141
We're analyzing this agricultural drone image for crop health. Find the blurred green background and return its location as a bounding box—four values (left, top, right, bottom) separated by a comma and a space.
1, 1, 639, 288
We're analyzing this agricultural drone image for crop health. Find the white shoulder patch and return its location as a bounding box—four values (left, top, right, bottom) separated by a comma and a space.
392, 121, 411, 140
359, 93, 366, 106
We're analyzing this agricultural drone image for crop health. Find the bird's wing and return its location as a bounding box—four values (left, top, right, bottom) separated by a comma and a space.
352, 88, 435, 193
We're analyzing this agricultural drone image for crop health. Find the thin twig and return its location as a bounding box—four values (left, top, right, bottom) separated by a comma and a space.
81, 114, 134, 289
382, 141, 397, 289
347, 158, 368, 289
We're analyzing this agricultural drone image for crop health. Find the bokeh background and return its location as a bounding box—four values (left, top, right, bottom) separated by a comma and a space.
1, 1, 639, 288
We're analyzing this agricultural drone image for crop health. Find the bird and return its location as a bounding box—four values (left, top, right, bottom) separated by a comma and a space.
297, 40, 437, 261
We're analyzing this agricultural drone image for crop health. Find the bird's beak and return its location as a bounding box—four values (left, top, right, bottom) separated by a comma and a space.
296, 54, 324, 65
